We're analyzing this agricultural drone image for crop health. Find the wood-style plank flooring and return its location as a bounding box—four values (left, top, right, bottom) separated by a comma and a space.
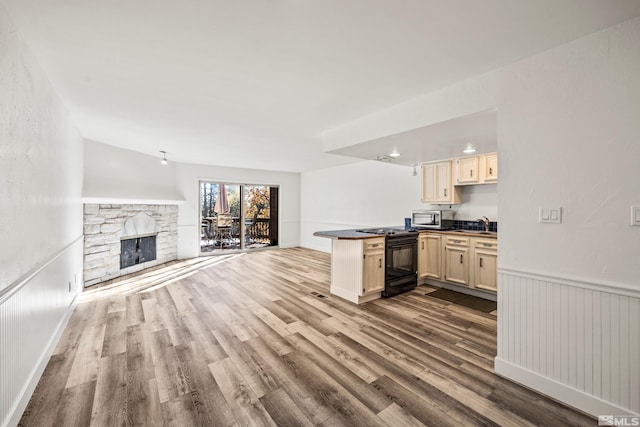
19, 248, 594, 426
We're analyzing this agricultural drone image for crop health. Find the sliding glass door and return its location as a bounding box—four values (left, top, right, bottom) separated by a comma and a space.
200, 181, 278, 253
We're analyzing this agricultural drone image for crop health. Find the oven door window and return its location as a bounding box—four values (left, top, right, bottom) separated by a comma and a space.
387, 244, 416, 276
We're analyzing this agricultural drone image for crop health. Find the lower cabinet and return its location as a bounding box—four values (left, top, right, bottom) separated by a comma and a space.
444, 236, 470, 286
420, 232, 498, 294
474, 239, 498, 292
362, 238, 385, 296
330, 237, 385, 304
418, 233, 442, 280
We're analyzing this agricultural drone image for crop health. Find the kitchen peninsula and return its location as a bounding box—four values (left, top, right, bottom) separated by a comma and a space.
315, 227, 498, 304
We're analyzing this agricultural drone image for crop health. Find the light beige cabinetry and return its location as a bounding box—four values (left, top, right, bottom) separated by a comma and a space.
418, 233, 442, 280
362, 238, 385, 295
330, 237, 385, 304
421, 232, 498, 294
474, 238, 498, 292
454, 152, 498, 185
443, 236, 470, 286
421, 160, 462, 204
455, 156, 480, 185
480, 153, 498, 183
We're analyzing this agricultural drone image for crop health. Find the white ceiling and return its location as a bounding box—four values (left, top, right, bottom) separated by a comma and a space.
3, 0, 640, 172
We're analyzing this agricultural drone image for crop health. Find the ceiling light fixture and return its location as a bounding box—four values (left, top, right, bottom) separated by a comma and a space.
412, 165, 417, 176
389, 150, 400, 158
463, 143, 476, 154
160, 150, 168, 165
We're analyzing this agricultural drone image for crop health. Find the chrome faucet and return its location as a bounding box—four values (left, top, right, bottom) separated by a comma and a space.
477, 216, 490, 232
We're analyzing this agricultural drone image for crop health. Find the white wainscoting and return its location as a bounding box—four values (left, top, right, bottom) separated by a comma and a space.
496, 267, 640, 417
0, 236, 84, 427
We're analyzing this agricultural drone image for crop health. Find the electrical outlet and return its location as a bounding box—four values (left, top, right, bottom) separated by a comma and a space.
539, 207, 562, 224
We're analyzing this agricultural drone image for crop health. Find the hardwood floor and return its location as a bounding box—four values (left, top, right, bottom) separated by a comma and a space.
19, 248, 594, 426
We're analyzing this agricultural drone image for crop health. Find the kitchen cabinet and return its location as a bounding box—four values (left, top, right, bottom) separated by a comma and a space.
418, 233, 442, 280
480, 153, 498, 183
444, 236, 470, 286
421, 160, 462, 204
329, 237, 385, 304
455, 156, 480, 185
474, 238, 498, 292
362, 238, 385, 295
421, 232, 498, 295
453, 152, 498, 186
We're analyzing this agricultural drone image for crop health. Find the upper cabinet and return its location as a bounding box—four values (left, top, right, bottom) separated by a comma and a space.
455, 156, 480, 185
454, 152, 498, 186
480, 152, 498, 183
421, 160, 462, 204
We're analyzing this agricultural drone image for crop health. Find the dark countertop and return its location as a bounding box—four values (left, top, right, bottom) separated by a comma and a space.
313, 229, 387, 239
314, 228, 498, 240
419, 229, 498, 239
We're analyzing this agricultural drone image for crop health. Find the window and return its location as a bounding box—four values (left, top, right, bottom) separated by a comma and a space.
200, 181, 278, 253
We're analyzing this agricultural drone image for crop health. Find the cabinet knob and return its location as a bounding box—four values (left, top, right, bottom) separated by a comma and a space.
489, 167, 493, 175
460, 254, 463, 264
379, 259, 382, 268
444, 188, 447, 197
480, 258, 483, 268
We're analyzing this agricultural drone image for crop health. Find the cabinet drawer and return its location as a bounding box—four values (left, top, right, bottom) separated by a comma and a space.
474, 239, 497, 250
445, 236, 469, 247
364, 238, 385, 253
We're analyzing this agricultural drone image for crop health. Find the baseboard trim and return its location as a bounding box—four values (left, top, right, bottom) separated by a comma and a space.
494, 357, 638, 417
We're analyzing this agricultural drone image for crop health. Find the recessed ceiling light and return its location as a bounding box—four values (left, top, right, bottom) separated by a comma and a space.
463, 144, 476, 154
389, 150, 400, 158
160, 150, 168, 165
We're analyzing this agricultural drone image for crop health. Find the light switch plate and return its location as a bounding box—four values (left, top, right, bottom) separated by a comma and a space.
632, 206, 640, 226
539, 207, 562, 224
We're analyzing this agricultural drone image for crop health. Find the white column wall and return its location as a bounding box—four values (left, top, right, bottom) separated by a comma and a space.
495, 16, 640, 416
0, 5, 84, 427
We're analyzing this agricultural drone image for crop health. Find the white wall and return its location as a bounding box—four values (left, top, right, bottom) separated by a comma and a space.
0, 4, 84, 426
495, 16, 640, 416
0, 11, 83, 292
301, 160, 422, 252
175, 162, 300, 259
83, 142, 301, 259
498, 17, 640, 286
321, 70, 497, 152
83, 139, 182, 203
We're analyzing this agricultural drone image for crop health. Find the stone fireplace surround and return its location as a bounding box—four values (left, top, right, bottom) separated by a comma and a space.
83, 204, 178, 286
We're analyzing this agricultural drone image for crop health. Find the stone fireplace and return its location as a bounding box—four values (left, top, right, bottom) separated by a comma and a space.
83, 204, 178, 286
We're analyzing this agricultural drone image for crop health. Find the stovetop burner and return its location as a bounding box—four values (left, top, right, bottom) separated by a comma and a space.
357, 227, 417, 236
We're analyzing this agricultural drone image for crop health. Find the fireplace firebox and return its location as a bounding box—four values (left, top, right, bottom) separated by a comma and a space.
120, 235, 157, 269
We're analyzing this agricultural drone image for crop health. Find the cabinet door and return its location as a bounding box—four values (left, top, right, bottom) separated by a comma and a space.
474, 249, 497, 292
421, 163, 437, 202
481, 153, 498, 183
456, 156, 479, 185
422, 160, 461, 204
418, 234, 428, 278
425, 234, 442, 279
444, 245, 469, 286
418, 234, 442, 279
435, 161, 452, 202
362, 251, 384, 295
